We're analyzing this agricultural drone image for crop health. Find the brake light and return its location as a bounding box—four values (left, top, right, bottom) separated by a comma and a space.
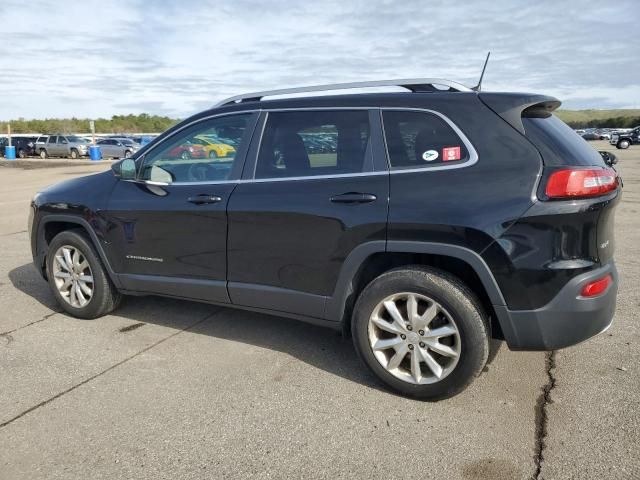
545, 168, 618, 199
580, 274, 612, 297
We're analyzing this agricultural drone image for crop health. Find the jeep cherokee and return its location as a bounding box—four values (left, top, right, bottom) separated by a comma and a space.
29, 79, 621, 400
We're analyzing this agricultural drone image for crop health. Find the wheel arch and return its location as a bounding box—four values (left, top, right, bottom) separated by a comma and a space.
37, 215, 120, 287
326, 241, 508, 340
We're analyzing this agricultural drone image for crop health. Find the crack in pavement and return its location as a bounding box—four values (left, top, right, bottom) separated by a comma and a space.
533, 351, 557, 480
0, 309, 221, 429
0, 229, 27, 237
0, 310, 61, 337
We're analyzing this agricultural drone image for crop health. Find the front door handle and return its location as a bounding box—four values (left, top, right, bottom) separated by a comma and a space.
330, 192, 377, 204
188, 194, 223, 205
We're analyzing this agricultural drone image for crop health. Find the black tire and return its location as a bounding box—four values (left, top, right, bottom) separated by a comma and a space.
180, 151, 191, 160
617, 139, 630, 149
208, 150, 218, 159
18, 149, 26, 159
40, 149, 48, 159
352, 266, 489, 400
124, 150, 132, 158
46, 229, 122, 319
70, 149, 79, 159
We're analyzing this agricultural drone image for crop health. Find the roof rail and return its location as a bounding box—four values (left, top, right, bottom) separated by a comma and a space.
214, 78, 472, 107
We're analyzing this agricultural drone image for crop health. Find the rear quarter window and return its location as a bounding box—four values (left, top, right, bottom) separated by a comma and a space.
382, 110, 470, 169
522, 115, 605, 167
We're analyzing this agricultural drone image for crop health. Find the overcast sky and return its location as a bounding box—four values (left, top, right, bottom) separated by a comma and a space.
1, 0, 639, 120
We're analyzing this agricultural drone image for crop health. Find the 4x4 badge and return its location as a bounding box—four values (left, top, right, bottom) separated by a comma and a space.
422, 150, 439, 162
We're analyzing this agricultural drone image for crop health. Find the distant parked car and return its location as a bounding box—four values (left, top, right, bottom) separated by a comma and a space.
0, 136, 38, 158
581, 132, 601, 141
96, 138, 139, 158
610, 126, 640, 149
193, 135, 236, 158
167, 141, 207, 160
36, 135, 91, 159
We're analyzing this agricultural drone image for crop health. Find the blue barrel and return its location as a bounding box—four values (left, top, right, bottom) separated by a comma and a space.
89, 145, 102, 161
4, 145, 16, 160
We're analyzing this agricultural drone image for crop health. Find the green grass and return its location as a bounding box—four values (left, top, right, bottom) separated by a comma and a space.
556, 109, 640, 123
555, 109, 640, 128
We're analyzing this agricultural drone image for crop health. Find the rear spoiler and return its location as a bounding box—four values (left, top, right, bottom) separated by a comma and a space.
478, 93, 561, 135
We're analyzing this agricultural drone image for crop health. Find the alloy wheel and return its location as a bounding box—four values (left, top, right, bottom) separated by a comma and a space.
368, 292, 461, 384
52, 245, 94, 308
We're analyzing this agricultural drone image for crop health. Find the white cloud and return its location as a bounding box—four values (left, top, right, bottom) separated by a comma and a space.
0, 0, 638, 120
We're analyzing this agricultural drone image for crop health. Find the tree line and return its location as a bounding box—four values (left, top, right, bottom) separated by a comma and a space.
0, 114, 179, 134
563, 116, 640, 129
2, 112, 639, 134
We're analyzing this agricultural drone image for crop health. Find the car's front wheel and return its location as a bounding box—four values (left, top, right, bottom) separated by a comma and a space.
70, 149, 79, 159
39, 149, 48, 159
352, 266, 489, 400
46, 230, 122, 319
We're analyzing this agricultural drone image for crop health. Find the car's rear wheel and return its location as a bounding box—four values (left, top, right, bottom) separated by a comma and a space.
40, 149, 48, 159
46, 230, 121, 319
617, 139, 630, 149
352, 266, 489, 400
181, 151, 191, 160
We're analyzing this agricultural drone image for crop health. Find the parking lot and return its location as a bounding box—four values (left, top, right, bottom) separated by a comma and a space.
0, 141, 638, 479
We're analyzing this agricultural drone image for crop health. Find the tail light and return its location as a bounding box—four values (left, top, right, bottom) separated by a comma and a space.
545, 168, 618, 199
580, 274, 612, 297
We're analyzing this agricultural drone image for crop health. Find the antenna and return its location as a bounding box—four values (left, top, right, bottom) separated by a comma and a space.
472, 52, 491, 92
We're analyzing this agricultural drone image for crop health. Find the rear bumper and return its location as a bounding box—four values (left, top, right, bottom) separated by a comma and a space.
495, 262, 618, 350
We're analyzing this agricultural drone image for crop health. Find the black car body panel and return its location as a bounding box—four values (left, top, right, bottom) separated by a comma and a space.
30, 90, 620, 350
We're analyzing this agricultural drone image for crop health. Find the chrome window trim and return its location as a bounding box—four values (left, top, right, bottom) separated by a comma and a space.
147, 107, 478, 186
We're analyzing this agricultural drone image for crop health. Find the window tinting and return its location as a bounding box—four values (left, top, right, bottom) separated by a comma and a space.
382, 111, 469, 168
522, 115, 605, 167
49, 136, 58, 144
255, 110, 370, 179
140, 114, 253, 183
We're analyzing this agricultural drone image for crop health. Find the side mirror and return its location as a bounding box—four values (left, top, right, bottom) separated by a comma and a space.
112, 158, 137, 180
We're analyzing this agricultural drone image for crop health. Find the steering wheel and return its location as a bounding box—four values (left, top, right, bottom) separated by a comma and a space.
187, 162, 216, 182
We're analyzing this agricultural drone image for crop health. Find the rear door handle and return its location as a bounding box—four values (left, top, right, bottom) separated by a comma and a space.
330, 193, 377, 204
188, 194, 223, 205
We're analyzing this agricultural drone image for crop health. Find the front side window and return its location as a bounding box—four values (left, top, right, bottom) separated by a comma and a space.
255, 110, 370, 179
382, 111, 469, 169
140, 114, 253, 183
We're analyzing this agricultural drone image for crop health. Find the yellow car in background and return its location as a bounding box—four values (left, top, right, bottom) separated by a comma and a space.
193, 135, 236, 159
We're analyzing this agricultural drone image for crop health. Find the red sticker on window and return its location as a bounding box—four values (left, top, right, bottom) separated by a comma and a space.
442, 146, 461, 161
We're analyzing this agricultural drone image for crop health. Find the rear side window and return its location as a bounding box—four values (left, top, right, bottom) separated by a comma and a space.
48, 136, 58, 144
522, 115, 605, 166
382, 111, 469, 169
255, 110, 370, 179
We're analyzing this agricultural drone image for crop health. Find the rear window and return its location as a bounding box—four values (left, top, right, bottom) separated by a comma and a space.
522, 115, 605, 166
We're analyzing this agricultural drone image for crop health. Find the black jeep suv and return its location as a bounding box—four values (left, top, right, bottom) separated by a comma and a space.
29, 79, 620, 399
